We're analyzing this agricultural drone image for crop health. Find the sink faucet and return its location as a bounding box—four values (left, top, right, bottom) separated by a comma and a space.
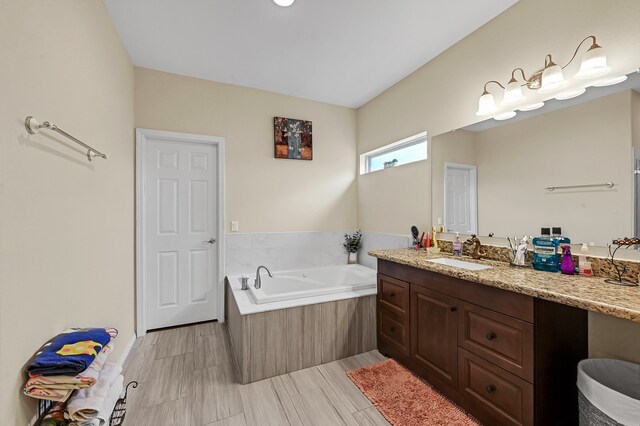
254, 265, 273, 289
464, 234, 485, 260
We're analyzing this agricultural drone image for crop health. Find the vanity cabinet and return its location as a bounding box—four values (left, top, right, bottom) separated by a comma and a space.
376, 259, 588, 426
410, 285, 458, 394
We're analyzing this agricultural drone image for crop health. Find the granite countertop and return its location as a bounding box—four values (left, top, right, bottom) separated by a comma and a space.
369, 248, 640, 323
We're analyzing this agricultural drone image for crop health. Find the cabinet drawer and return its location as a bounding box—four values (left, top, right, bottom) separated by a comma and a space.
377, 274, 409, 314
377, 307, 409, 356
459, 302, 534, 382
459, 349, 533, 426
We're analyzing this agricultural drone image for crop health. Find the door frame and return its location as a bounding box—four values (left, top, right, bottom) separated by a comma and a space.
135, 128, 225, 337
443, 162, 478, 234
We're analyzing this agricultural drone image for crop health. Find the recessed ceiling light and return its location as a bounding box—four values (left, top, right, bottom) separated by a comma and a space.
273, 0, 294, 6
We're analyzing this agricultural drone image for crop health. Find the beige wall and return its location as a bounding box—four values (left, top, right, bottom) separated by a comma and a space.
0, 1, 134, 423
134, 68, 358, 234
357, 0, 640, 362
430, 130, 477, 230
474, 91, 633, 245
357, 0, 640, 235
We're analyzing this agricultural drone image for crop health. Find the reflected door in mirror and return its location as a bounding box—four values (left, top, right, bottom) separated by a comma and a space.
444, 163, 477, 234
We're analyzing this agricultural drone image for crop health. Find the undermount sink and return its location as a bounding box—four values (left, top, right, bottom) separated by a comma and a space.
426, 257, 493, 271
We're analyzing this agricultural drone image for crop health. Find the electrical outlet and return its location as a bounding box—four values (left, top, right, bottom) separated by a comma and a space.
231, 221, 239, 232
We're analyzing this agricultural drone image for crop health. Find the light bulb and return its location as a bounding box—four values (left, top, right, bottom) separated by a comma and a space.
476, 92, 497, 116
518, 102, 545, 112
502, 79, 525, 105
555, 88, 586, 100
575, 45, 610, 79
539, 63, 569, 94
593, 75, 627, 87
273, 0, 294, 6
494, 111, 516, 121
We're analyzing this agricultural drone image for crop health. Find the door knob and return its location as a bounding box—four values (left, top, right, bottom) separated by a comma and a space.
204, 238, 216, 244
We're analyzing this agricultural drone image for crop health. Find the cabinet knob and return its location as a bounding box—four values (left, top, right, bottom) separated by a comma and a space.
389, 292, 395, 297
450, 306, 457, 312
486, 384, 496, 394
390, 326, 396, 332
486, 332, 496, 341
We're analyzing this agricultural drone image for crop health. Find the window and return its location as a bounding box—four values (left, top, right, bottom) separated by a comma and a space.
360, 131, 427, 174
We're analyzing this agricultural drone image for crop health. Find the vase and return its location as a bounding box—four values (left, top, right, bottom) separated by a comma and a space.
348, 252, 357, 264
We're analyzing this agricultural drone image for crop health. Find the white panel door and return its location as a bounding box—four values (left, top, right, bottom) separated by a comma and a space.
145, 139, 218, 330
445, 164, 477, 234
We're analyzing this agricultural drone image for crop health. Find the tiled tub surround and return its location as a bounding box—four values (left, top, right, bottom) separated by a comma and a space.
358, 231, 412, 269
226, 279, 376, 384
225, 230, 411, 275
369, 249, 640, 322
225, 231, 352, 276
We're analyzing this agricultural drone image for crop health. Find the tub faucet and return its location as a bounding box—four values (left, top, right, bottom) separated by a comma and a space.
254, 265, 273, 289
464, 234, 485, 260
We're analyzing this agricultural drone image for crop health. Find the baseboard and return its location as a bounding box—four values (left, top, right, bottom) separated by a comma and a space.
117, 333, 137, 366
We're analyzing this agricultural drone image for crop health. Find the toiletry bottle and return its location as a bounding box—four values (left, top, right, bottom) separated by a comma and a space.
533, 228, 570, 272
579, 243, 588, 275
425, 233, 432, 249
560, 245, 575, 275
432, 226, 439, 249
453, 233, 462, 256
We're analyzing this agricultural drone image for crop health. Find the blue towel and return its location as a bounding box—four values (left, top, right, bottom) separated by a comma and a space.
27, 328, 113, 376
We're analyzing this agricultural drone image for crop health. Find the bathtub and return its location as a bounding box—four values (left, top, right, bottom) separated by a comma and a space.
233, 264, 377, 304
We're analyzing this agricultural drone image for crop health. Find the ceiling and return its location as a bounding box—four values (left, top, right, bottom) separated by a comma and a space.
105, 0, 517, 108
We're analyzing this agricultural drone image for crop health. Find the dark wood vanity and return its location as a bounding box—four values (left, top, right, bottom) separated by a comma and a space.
376, 259, 588, 426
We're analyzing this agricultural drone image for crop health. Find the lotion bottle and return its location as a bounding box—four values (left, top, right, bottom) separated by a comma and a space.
453, 233, 462, 256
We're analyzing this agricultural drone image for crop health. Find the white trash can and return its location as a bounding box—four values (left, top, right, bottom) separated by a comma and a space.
577, 359, 640, 425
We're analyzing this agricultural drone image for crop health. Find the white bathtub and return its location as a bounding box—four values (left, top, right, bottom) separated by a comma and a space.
231, 264, 377, 304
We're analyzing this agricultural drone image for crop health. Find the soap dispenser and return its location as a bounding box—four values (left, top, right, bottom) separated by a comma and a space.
453, 233, 462, 256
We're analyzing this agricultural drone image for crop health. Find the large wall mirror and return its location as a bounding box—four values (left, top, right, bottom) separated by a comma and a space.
431, 71, 640, 247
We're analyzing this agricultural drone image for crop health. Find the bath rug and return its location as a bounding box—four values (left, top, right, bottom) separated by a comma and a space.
347, 359, 481, 426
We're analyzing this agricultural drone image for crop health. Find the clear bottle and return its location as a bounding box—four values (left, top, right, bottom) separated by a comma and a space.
579, 243, 589, 275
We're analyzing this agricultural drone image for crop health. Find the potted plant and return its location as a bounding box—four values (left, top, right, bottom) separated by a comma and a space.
343, 230, 363, 264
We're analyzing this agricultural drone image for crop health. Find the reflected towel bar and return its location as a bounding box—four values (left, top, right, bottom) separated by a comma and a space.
24, 116, 107, 161
545, 182, 614, 191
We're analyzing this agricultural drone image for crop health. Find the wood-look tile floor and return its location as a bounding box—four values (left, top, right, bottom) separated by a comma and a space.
123, 322, 390, 426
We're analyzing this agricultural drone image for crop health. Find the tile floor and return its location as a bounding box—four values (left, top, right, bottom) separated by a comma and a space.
122, 321, 390, 426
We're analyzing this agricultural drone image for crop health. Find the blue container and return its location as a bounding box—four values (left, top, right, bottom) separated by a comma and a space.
533, 234, 570, 272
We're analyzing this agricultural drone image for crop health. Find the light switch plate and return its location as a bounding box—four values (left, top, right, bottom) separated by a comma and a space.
231, 221, 239, 232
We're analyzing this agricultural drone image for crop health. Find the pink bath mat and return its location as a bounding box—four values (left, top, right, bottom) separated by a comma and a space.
347, 359, 481, 426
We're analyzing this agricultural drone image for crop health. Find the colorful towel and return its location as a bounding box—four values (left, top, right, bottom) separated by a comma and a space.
27, 328, 117, 376
66, 362, 123, 422
25, 343, 114, 402
39, 401, 69, 426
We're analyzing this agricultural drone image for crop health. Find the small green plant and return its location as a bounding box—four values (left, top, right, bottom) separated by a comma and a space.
343, 230, 363, 253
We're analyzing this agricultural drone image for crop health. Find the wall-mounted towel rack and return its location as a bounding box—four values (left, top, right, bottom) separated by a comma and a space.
25, 116, 107, 161
545, 182, 614, 192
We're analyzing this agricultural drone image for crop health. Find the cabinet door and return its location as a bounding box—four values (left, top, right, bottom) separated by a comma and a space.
411, 285, 459, 391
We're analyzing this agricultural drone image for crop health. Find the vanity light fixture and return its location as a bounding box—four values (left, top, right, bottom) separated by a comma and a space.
475, 35, 621, 120
518, 102, 545, 112
494, 111, 517, 121
273, 0, 294, 6
593, 75, 628, 87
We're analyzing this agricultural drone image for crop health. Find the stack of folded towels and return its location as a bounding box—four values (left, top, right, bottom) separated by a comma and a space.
24, 328, 124, 426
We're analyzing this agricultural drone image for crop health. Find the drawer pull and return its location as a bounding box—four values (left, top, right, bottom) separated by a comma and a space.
486, 332, 497, 341
450, 306, 457, 312
486, 384, 496, 394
